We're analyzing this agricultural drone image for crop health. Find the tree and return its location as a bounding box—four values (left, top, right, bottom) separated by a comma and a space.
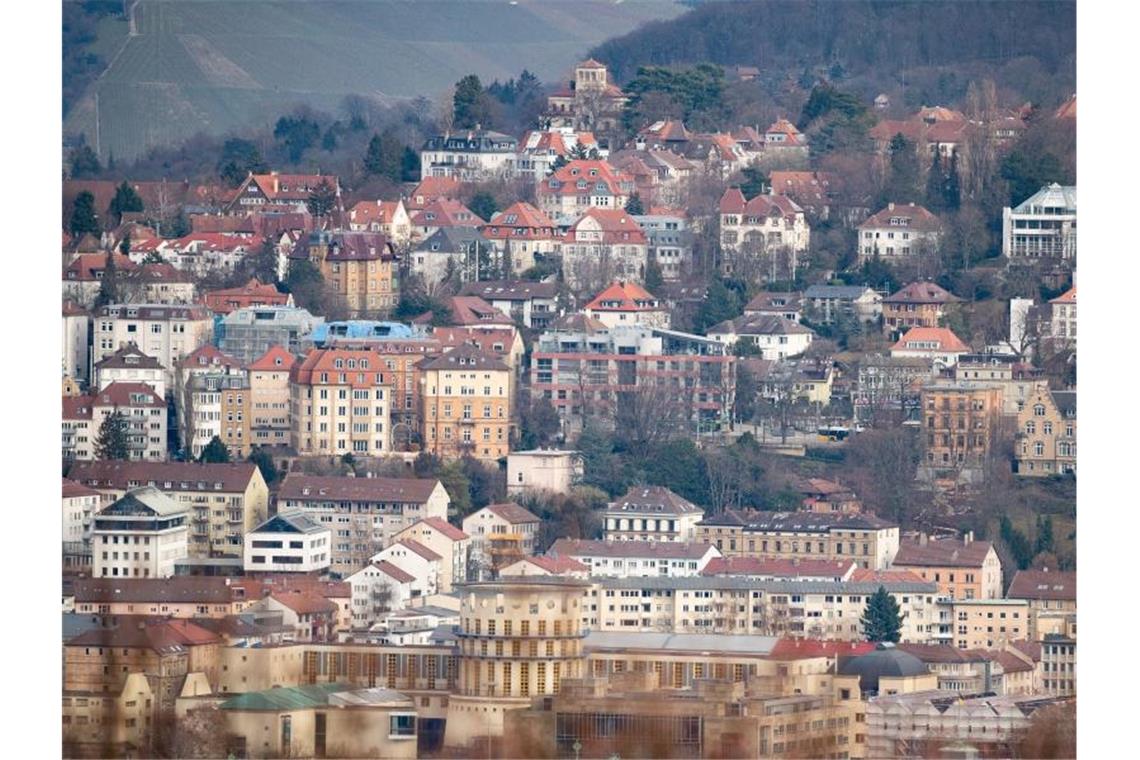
861, 585, 903, 643
248, 446, 279, 485
217, 138, 267, 187
118, 230, 132, 257
519, 397, 562, 449
453, 74, 493, 129
108, 181, 144, 226
95, 410, 131, 461
198, 436, 231, 463
95, 249, 121, 308
1034, 514, 1055, 556
284, 258, 328, 314
306, 178, 338, 219
644, 256, 664, 293
69, 191, 101, 238
364, 130, 403, 182
693, 280, 742, 333
881, 133, 921, 204
242, 238, 281, 284
274, 114, 321, 163
400, 146, 420, 182
739, 166, 769, 198
624, 193, 645, 215
468, 191, 499, 222
69, 143, 102, 179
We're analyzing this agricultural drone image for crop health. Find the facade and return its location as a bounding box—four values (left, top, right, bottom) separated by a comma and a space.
289, 347, 393, 457
217, 306, 322, 365
1015, 387, 1076, 476
419, 344, 512, 462
634, 210, 692, 281
67, 460, 269, 560
92, 486, 190, 579
1002, 183, 1077, 261
1041, 633, 1077, 696
179, 355, 251, 460
918, 383, 1004, 479
803, 285, 883, 325
743, 290, 804, 322
393, 517, 471, 593
707, 313, 815, 359
462, 502, 542, 575
62, 300, 91, 385
602, 485, 704, 542
560, 208, 650, 293
372, 539, 441, 598
420, 128, 519, 181
66, 382, 168, 462
93, 344, 167, 397
225, 172, 340, 214
93, 304, 213, 387
890, 327, 970, 368
479, 202, 560, 275
458, 280, 560, 329
857, 203, 943, 260
1006, 569, 1076, 641
942, 599, 1030, 650
63, 478, 100, 571
244, 511, 332, 575
506, 450, 584, 496
882, 281, 961, 339
695, 511, 900, 571
1048, 286, 1077, 350
290, 231, 399, 316
347, 199, 413, 245
246, 345, 296, 449
583, 280, 669, 329
538, 160, 635, 219
548, 539, 721, 578
718, 188, 811, 277
892, 533, 1003, 601
347, 561, 416, 627
276, 473, 450, 578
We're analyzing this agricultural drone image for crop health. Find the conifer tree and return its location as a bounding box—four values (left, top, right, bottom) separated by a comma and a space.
861, 585, 903, 643
95, 410, 131, 461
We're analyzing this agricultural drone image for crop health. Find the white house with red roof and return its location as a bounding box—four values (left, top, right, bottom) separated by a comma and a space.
559, 208, 650, 293
890, 326, 970, 368
347, 199, 412, 245
346, 561, 416, 629
1048, 285, 1076, 350
858, 202, 944, 260
536, 159, 636, 218
479, 201, 560, 274
718, 187, 811, 276
499, 554, 590, 579
516, 128, 601, 182
371, 539, 441, 598
393, 517, 471, 592
583, 280, 669, 328
410, 198, 483, 241
547, 538, 721, 578
94, 343, 167, 397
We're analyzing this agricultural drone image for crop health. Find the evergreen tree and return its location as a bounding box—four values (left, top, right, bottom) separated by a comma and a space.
244, 239, 281, 284
694, 280, 742, 333
284, 258, 328, 314
882, 133, 921, 205
739, 166, 769, 198
861, 585, 903, 643
943, 150, 961, 210
95, 249, 121, 308
248, 447, 279, 485
453, 74, 493, 129
217, 138, 267, 187
199, 436, 231, 463
400, 146, 420, 182
468, 191, 499, 222
95, 410, 131, 461
69, 191, 101, 238
924, 151, 946, 212
1035, 515, 1055, 556
69, 143, 102, 179
644, 256, 664, 293
624, 193, 645, 215
364, 130, 404, 182
306, 179, 338, 218
118, 230, 131, 257
108, 181, 144, 225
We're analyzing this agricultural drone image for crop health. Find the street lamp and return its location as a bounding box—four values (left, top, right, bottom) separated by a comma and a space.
572, 739, 582, 760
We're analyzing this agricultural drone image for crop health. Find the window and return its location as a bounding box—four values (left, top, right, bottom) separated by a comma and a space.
389, 714, 416, 738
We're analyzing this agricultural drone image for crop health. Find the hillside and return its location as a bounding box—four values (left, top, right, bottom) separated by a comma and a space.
64, 0, 684, 161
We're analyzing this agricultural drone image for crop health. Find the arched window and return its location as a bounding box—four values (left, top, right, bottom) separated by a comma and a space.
1035, 442, 1045, 456
1034, 404, 1046, 417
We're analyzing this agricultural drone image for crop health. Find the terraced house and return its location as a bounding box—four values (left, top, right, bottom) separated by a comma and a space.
419, 344, 512, 462
289, 347, 393, 457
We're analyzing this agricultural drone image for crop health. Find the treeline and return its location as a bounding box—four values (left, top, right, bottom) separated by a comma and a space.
62, 1, 124, 117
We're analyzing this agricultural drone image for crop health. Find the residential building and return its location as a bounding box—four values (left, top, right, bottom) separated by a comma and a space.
882, 281, 961, 339
93, 343, 166, 397
695, 511, 900, 571
62, 300, 91, 385
158, 233, 266, 276
507, 450, 584, 497
289, 230, 399, 316
942, 599, 1029, 650
93, 303, 214, 387
602, 485, 704, 542
857, 203, 943, 260
408, 226, 482, 288
869, 105, 971, 157
743, 291, 803, 322
1002, 183, 1077, 261
1048, 285, 1077, 350
61, 395, 95, 462
62, 672, 154, 757
248, 590, 341, 642
918, 383, 1004, 480
890, 326, 970, 368
276, 473, 450, 578
1014, 387, 1076, 476
950, 353, 1047, 416
718, 187, 810, 278
372, 539, 441, 598
893, 533, 1003, 601
347, 561, 417, 627
894, 643, 1036, 695
548, 538, 721, 578
531, 324, 736, 438
1041, 633, 1077, 696
420, 128, 519, 181
419, 344, 512, 462
458, 280, 560, 329
537, 160, 635, 219
514, 128, 600, 182
217, 306, 322, 365
544, 59, 629, 133
560, 207, 649, 293
404, 176, 462, 212
707, 313, 815, 359
289, 347, 393, 457
701, 556, 856, 581
225, 172, 340, 215
177, 349, 252, 459
633, 209, 692, 281
769, 170, 844, 220
1006, 569, 1076, 641
479, 202, 560, 274
202, 278, 292, 315
500, 554, 590, 579
803, 285, 883, 324
756, 359, 835, 406
462, 502, 542, 576
347, 198, 413, 246
610, 150, 698, 207
393, 516, 471, 593
67, 460, 270, 559
583, 280, 669, 328
244, 511, 332, 575
63, 478, 100, 571
66, 382, 168, 462
92, 486, 190, 579
410, 198, 483, 241
63, 252, 139, 306
246, 345, 296, 449
852, 356, 932, 424
441, 295, 516, 328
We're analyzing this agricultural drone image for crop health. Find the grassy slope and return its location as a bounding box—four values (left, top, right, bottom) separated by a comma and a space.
64, 0, 684, 161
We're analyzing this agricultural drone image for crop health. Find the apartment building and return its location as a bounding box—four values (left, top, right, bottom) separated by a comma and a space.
892, 533, 1003, 600
1002, 183, 1077, 261
63, 382, 168, 462
951, 353, 1048, 416
462, 502, 542, 576
178, 355, 251, 460
347, 561, 417, 628
1048, 285, 1076, 350
216, 305, 322, 365
63, 478, 99, 571
718, 187, 811, 276
536, 160, 635, 218
91, 486, 190, 579
420, 128, 519, 181
1006, 569, 1076, 640
246, 345, 296, 449
634, 210, 692, 281
695, 511, 900, 571
882, 281, 962, 340
93, 343, 166, 397
479, 202, 560, 274
419, 344, 512, 462
1041, 633, 1077, 696
225, 171, 340, 214
67, 460, 269, 559
803, 285, 882, 325
942, 599, 1029, 650
290, 230, 399, 316
1015, 387, 1076, 476
458, 280, 561, 330
393, 517, 471, 593
602, 485, 704, 542
548, 538, 721, 578
92, 304, 213, 387
918, 383, 1004, 480
707, 313, 815, 359
560, 208, 650, 293
852, 355, 932, 425
583, 280, 670, 329
243, 511, 332, 575
857, 202, 943, 259
202, 277, 292, 315
289, 347, 393, 457
276, 473, 450, 578
544, 59, 629, 133
347, 198, 413, 245
62, 300, 91, 385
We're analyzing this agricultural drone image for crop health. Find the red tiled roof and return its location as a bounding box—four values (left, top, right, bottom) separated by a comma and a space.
885, 281, 962, 305
268, 590, 337, 615
445, 296, 514, 326
486, 502, 541, 524
249, 173, 339, 202
701, 556, 854, 579
769, 639, 877, 660
203, 278, 289, 314
289, 348, 387, 386
765, 118, 806, 146
719, 187, 747, 214
407, 177, 463, 209
549, 538, 715, 560
540, 160, 635, 199
64, 252, 138, 281
419, 343, 510, 372
860, 203, 943, 233
66, 618, 222, 652
411, 199, 483, 228
349, 200, 404, 227
278, 473, 441, 505
894, 537, 994, 568
514, 555, 589, 574
568, 208, 648, 245
63, 477, 100, 499
396, 539, 443, 562
412, 516, 469, 542
1054, 94, 1076, 120
1049, 286, 1076, 305
431, 326, 519, 357
481, 202, 557, 240
246, 345, 297, 372
369, 560, 416, 584
92, 382, 165, 408
890, 326, 970, 354
1006, 569, 1076, 601
850, 568, 929, 584
181, 344, 243, 370
584, 281, 661, 312
68, 461, 261, 493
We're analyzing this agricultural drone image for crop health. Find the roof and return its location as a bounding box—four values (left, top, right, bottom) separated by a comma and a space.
407, 177, 462, 207
67, 618, 221, 653
395, 538, 443, 562
250, 511, 328, 536
459, 279, 558, 302
891, 327, 970, 354
366, 560, 417, 584
850, 568, 930, 584
445, 296, 514, 326
701, 556, 853, 579
73, 577, 250, 605
69, 461, 260, 493
63, 478, 100, 500
1054, 94, 1076, 120
410, 198, 483, 228
719, 189, 805, 220
639, 119, 691, 143
885, 281, 962, 305
90, 382, 177, 410
99, 303, 211, 321
98, 486, 186, 518
894, 537, 995, 568
246, 345, 297, 372
1011, 183, 1076, 214
279, 473, 440, 504
248, 173, 339, 202
710, 313, 815, 337
203, 278, 289, 314
511, 555, 590, 574
859, 203, 944, 232
769, 639, 876, 660
485, 502, 541, 524
804, 285, 878, 300
419, 343, 510, 372
838, 643, 929, 693
607, 486, 702, 516
541, 160, 634, 200
348, 199, 405, 227
94, 344, 164, 372
481, 202, 557, 239
699, 509, 897, 532
584, 631, 778, 656
1049, 286, 1076, 305
584, 281, 662, 313
289, 347, 395, 386
406, 516, 469, 542
180, 344, 243, 371
568, 208, 648, 245
1051, 390, 1076, 417
64, 252, 138, 281
1006, 569, 1076, 601
221, 683, 351, 712
895, 643, 988, 664
290, 230, 395, 262
549, 538, 716, 560
268, 590, 338, 615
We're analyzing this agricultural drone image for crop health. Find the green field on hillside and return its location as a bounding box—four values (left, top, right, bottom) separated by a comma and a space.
64, 0, 684, 161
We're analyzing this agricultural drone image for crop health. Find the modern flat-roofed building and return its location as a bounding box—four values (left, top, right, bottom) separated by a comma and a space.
92, 486, 189, 579
217, 305, 322, 365
244, 511, 332, 575
1002, 183, 1076, 261
506, 450, 584, 496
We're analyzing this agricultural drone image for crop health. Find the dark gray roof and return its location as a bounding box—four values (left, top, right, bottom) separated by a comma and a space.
700, 509, 897, 533
838, 643, 930, 694
99, 486, 186, 517
607, 486, 703, 516
459, 280, 558, 301
596, 576, 936, 595
804, 285, 878, 300
1051, 391, 1076, 417
251, 510, 328, 535
414, 226, 482, 253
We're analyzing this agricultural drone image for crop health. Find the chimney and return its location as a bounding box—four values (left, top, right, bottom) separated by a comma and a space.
919, 533, 929, 546
963, 531, 974, 546
888, 202, 895, 211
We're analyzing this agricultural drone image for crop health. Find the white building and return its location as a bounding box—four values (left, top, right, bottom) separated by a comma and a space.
347, 561, 416, 629
92, 486, 189, 579
63, 301, 90, 386
461, 502, 542, 575
857, 202, 944, 260
420, 128, 518, 181
890, 327, 971, 369
506, 450, 584, 497
63, 478, 100, 571
1002, 183, 1077, 261
548, 538, 721, 578
718, 188, 811, 276
65, 382, 168, 463
707, 313, 815, 360
1048, 286, 1076, 350
393, 517, 471, 593
602, 486, 704, 543
93, 304, 213, 387
583, 280, 670, 329
93, 344, 167, 397
370, 540, 441, 599
243, 511, 332, 574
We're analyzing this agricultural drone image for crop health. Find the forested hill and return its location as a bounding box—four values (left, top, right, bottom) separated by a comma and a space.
591, 1, 1075, 85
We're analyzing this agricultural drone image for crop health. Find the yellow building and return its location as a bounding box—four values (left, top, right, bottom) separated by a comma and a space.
247, 345, 295, 449
289, 347, 393, 457
420, 344, 512, 462
919, 382, 1004, 482
945, 599, 1029, 651
63, 673, 154, 758
291, 230, 399, 316
1014, 387, 1076, 477
892, 532, 1003, 600
1006, 568, 1076, 640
